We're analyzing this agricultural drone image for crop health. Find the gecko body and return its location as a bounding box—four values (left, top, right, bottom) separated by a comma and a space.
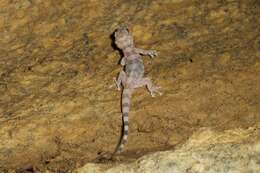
113, 27, 162, 155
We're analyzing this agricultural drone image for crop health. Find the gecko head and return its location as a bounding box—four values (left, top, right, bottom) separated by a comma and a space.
114, 27, 134, 49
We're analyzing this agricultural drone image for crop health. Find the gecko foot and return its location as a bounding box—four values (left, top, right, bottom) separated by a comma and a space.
150, 86, 162, 97
109, 77, 121, 90
148, 50, 158, 58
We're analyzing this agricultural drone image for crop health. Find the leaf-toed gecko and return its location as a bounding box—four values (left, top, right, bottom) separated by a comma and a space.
112, 27, 162, 155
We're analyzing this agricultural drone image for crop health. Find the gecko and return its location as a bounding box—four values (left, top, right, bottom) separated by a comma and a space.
111, 27, 162, 156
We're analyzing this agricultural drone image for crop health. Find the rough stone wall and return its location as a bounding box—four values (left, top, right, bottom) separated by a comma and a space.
0, 0, 259, 172
75, 125, 260, 173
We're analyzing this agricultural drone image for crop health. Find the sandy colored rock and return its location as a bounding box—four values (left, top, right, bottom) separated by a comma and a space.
0, 0, 259, 172
74, 125, 260, 173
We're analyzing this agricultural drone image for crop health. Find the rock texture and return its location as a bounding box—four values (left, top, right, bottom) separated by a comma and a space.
75, 124, 260, 173
0, 0, 259, 172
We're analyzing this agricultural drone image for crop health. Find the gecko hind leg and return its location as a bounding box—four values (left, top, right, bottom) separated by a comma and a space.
135, 77, 162, 97
115, 70, 127, 90
109, 70, 126, 90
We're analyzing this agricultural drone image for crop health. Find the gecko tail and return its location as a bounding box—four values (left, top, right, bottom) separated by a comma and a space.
114, 88, 131, 155
115, 112, 129, 154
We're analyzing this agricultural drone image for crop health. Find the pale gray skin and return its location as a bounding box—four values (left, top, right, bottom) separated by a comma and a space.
113, 27, 162, 155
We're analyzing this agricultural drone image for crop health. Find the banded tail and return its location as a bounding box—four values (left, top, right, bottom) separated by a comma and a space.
114, 88, 132, 154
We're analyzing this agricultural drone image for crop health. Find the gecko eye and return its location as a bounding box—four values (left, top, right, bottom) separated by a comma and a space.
116, 26, 129, 33
120, 26, 129, 33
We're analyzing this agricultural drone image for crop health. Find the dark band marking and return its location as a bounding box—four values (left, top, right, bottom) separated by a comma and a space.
122, 102, 130, 107
122, 93, 130, 98
127, 58, 142, 65
123, 130, 128, 135
127, 62, 143, 70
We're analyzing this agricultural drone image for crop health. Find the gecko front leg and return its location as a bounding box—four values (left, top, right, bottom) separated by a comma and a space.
134, 48, 158, 58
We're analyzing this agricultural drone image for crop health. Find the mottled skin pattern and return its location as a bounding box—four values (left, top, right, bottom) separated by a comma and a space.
113, 27, 162, 155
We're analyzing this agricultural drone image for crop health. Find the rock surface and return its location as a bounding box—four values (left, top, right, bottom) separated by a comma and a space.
75, 124, 260, 173
0, 0, 259, 172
